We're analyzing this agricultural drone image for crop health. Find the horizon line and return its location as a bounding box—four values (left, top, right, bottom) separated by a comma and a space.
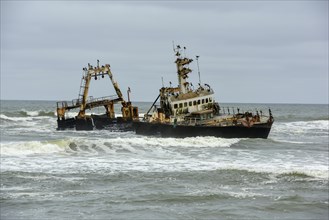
0, 99, 328, 105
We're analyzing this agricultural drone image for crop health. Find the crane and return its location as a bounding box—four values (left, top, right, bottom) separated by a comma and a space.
56, 60, 138, 130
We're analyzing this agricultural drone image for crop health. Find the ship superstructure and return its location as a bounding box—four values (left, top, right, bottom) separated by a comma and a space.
135, 45, 274, 138
146, 45, 219, 123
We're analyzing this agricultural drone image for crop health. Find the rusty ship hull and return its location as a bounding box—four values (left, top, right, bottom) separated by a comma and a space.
57, 114, 134, 131
133, 121, 273, 139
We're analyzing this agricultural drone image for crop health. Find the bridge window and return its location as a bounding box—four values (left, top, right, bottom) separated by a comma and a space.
205, 98, 208, 103
197, 100, 201, 105
189, 101, 192, 106
174, 104, 178, 109
202, 99, 205, 104
184, 102, 187, 107
193, 101, 197, 106
209, 97, 212, 102
179, 103, 183, 108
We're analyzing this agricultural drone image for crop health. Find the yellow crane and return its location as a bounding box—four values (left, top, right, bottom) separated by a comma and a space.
56, 60, 138, 130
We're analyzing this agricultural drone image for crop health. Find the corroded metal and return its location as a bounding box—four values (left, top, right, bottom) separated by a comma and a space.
56, 61, 139, 130
134, 45, 274, 138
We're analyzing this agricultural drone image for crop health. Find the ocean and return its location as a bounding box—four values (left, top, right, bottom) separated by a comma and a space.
0, 100, 328, 219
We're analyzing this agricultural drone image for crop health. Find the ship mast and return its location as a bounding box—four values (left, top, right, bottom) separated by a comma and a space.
174, 45, 193, 94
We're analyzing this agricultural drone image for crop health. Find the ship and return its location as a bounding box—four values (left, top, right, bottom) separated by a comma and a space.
56, 60, 139, 131
133, 45, 274, 138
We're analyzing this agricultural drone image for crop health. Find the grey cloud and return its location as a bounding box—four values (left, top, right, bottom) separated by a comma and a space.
1, 1, 328, 103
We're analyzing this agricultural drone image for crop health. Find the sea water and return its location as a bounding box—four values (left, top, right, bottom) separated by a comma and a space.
1, 100, 328, 219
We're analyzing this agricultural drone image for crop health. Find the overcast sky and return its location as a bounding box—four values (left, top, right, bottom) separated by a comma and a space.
1, 1, 328, 104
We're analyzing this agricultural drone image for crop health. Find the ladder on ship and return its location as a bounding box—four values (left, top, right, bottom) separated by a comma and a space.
77, 67, 89, 105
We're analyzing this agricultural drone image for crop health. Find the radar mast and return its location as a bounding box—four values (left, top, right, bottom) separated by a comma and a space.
174, 45, 193, 94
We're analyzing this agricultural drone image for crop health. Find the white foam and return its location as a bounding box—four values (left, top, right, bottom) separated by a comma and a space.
1, 148, 327, 180
0, 114, 33, 122
64, 111, 79, 118
25, 110, 39, 117
1, 135, 327, 180
99, 136, 240, 149
224, 190, 266, 199
0, 140, 68, 156
273, 120, 329, 134
271, 120, 329, 144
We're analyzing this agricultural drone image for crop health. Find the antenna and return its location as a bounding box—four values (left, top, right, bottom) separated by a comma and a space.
196, 55, 201, 85
127, 87, 131, 102
161, 77, 164, 87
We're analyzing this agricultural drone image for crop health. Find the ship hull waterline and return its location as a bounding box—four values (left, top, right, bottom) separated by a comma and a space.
133, 121, 273, 139
57, 114, 134, 131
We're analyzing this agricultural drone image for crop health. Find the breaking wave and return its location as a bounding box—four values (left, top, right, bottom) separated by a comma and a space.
22, 110, 54, 117
0, 140, 67, 155
1, 137, 327, 180
272, 120, 328, 136
215, 167, 329, 180
1, 110, 55, 118
0, 114, 32, 122
0, 136, 240, 156
100, 136, 240, 149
